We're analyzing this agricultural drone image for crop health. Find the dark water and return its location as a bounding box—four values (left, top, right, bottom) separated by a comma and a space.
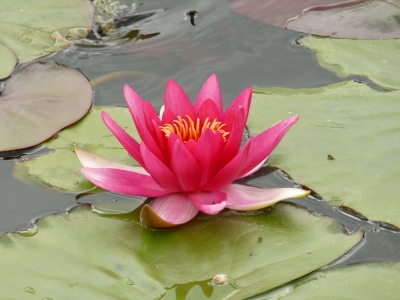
1, 0, 399, 297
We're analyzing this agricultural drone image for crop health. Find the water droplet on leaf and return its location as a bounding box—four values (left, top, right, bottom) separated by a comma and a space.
24, 287, 35, 294
18, 225, 38, 237
123, 277, 135, 285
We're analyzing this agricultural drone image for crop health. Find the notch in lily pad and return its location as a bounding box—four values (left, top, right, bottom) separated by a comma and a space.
0, 61, 93, 153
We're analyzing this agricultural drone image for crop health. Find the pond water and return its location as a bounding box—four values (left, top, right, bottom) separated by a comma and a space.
1, 0, 399, 298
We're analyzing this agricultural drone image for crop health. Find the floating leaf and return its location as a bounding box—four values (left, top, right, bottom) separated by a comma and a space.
14, 107, 140, 192
247, 82, 400, 228
0, 42, 17, 79
261, 262, 400, 299
231, 0, 399, 39
0, 0, 94, 69
230, 0, 367, 28
287, 0, 400, 39
0, 203, 361, 299
300, 36, 400, 90
0, 62, 93, 152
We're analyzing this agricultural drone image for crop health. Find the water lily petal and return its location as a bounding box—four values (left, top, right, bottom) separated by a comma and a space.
219, 107, 246, 168
224, 87, 252, 121
81, 167, 168, 197
222, 108, 234, 133
239, 157, 267, 178
140, 193, 199, 228
188, 191, 227, 215
161, 108, 178, 125
167, 132, 179, 160
170, 140, 202, 192
124, 84, 167, 164
75, 147, 149, 175
205, 140, 250, 191
196, 99, 221, 124
238, 115, 299, 178
191, 129, 224, 188
164, 79, 194, 117
140, 143, 182, 192
223, 184, 310, 210
194, 74, 223, 117
159, 105, 165, 119
123, 84, 146, 127
101, 112, 144, 166
143, 102, 167, 153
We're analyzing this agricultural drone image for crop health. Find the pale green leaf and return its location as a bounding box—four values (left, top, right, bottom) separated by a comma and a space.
0, 42, 16, 79
247, 81, 400, 228
300, 36, 400, 90
0, 0, 94, 67
260, 262, 400, 299
0, 203, 362, 299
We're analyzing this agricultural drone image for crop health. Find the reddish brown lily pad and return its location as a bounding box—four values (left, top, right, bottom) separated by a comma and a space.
231, 0, 400, 39
287, 0, 400, 39
230, 0, 367, 28
0, 62, 93, 152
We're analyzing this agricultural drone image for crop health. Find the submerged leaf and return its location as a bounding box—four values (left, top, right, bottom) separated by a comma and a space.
300, 36, 400, 90
0, 62, 93, 152
0, 0, 94, 66
0, 203, 361, 299
14, 107, 140, 192
247, 82, 400, 228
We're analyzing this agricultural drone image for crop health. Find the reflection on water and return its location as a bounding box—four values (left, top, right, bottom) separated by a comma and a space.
44, 0, 345, 108
0, 160, 76, 234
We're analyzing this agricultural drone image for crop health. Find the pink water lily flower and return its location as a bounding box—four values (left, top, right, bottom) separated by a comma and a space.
76, 74, 310, 228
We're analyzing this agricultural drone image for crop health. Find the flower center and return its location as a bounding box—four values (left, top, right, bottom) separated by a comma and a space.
159, 115, 230, 142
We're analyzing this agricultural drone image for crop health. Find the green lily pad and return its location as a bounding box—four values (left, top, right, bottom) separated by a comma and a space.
247, 81, 400, 228
0, 42, 17, 79
259, 262, 400, 299
0, 62, 93, 152
0, 0, 94, 70
14, 107, 140, 192
0, 203, 362, 299
300, 36, 400, 90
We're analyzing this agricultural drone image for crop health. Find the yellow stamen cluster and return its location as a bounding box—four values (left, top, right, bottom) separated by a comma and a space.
159, 115, 229, 142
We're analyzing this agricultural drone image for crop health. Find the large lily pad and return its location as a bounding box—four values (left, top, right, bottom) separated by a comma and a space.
300, 36, 400, 90
231, 0, 400, 39
230, 0, 366, 28
247, 82, 400, 228
0, 0, 94, 74
287, 0, 400, 39
259, 262, 400, 299
0, 62, 93, 152
0, 203, 361, 299
14, 107, 140, 192
0, 42, 17, 79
